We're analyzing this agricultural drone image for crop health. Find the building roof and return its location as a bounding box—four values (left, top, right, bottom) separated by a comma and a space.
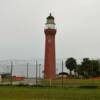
59, 72, 69, 75
47, 13, 54, 19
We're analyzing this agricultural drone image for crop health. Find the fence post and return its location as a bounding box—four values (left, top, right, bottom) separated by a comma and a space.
27, 63, 29, 79
36, 60, 38, 86
39, 64, 41, 79
10, 61, 13, 85
61, 60, 64, 87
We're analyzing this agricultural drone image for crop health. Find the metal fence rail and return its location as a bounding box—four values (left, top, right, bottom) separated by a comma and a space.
0, 59, 99, 87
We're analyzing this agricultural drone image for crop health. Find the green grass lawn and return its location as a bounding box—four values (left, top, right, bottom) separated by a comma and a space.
41, 79, 100, 87
0, 86, 100, 100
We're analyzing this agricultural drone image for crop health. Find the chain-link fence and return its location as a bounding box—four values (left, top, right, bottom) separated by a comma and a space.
0, 59, 100, 87
0, 59, 44, 85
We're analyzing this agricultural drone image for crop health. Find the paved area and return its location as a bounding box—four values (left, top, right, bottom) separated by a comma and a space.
0, 78, 41, 85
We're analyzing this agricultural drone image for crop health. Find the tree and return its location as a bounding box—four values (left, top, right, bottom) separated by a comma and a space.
65, 57, 77, 76
74, 64, 82, 78
81, 58, 92, 77
91, 60, 100, 76
81, 58, 100, 77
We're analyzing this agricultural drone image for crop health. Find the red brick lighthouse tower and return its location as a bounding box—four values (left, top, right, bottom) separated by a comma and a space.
44, 13, 56, 79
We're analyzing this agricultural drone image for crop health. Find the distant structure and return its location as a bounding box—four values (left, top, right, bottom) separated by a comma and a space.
44, 13, 56, 79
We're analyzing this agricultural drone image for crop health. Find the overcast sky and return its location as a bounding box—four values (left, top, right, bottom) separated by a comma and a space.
0, 0, 100, 60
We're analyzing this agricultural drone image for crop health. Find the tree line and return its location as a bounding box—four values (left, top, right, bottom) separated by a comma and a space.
65, 57, 100, 78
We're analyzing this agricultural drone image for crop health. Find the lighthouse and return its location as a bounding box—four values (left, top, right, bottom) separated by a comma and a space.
44, 13, 56, 79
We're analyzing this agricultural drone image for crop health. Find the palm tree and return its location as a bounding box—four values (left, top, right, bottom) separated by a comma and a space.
65, 57, 77, 76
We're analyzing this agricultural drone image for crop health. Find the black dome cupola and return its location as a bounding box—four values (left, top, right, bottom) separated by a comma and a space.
45, 13, 56, 29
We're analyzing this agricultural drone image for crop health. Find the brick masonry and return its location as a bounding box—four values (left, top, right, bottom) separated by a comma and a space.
44, 29, 56, 79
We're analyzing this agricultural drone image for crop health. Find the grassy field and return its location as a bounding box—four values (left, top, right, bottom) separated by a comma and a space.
0, 79, 100, 100
0, 86, 100, 100
41, 79, 100, 87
